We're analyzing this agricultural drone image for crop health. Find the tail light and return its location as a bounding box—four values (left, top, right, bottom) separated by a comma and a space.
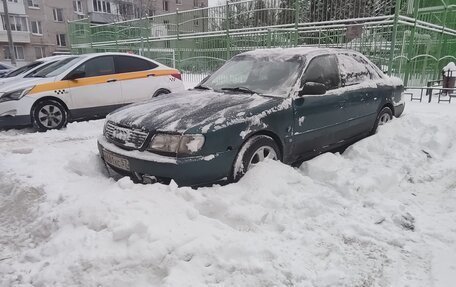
171, 73, 182, 80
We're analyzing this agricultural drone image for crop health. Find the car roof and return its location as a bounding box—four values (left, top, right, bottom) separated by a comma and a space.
39, 55, 74, 62
76, 52, 165, 64
239, 47, 363, 59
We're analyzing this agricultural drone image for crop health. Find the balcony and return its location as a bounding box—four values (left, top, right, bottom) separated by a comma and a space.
0, 30, 30, 43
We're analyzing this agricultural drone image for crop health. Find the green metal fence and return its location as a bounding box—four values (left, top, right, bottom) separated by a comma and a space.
69, 0, 456, 86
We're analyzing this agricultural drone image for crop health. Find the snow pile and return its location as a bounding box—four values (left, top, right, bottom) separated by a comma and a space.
443, 62, 456, 77
1, 103, 456, 286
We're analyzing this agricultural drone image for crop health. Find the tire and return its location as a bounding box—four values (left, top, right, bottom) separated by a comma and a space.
231, 135, 281, 182
371, 106, 393, 134
32, 99, 68, 132
153, 89, 171, 98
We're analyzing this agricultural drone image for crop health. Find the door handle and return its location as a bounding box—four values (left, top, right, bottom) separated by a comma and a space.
107, 79, 118, 83
147, 73, 156, 77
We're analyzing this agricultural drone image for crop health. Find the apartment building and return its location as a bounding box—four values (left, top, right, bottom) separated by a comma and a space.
0, 0, 208, 66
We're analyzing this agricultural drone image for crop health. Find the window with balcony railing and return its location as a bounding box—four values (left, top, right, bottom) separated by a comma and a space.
1, 15, 28, 32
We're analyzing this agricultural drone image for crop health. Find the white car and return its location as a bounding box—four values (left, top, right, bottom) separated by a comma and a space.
0, 55, 72, 86
0, 53, 184, 131
0, 62, 15, 77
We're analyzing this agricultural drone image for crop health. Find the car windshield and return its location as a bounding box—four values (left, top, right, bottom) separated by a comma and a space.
200, 54, 305, 97
4, 61, 42, 78
32, 57, 80, 78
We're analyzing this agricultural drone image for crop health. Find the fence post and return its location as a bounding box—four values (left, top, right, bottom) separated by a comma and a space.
225, 1, 231, 60
404, 0, 420, 86
388, 0, 402, 76
294, 0, 300, 46
176, 9, 180, 70
435, 6, 448, 80
267, 28, 272, 48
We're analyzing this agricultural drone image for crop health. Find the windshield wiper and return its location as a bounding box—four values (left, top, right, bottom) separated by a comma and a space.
194, 85, 210, 90
221, 87, 258, 94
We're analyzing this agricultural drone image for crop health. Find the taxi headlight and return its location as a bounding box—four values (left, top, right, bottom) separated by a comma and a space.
0, 86, 34, 103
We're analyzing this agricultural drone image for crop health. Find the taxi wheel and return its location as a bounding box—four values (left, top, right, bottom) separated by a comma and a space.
32, 100, 68, 132
231, 135, 281, 182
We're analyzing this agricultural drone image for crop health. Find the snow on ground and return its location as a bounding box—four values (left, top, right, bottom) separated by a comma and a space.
1, 101, 456, 287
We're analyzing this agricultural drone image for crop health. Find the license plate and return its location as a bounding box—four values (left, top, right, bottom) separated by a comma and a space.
103, 150, 130, 171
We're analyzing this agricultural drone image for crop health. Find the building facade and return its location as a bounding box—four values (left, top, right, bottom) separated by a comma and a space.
0, 0, 208, 66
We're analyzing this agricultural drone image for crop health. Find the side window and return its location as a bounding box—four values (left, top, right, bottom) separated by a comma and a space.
338, 54, 371, 86
73, 56, 115, 78
115, 56, 158, 73
302, 55, 340, 90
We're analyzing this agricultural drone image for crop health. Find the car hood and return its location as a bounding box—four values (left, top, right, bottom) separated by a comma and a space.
0, 77, 54, 92
107, 90, 288, 133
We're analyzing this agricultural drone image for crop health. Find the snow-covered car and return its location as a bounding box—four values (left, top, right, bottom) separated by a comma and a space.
0, 62, 15, 77
98, 47, 405, 187
0, 55, 72, 85
0, 53, 184, 131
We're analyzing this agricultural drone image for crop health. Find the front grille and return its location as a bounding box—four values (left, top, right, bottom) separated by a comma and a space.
105, 121, 149, 149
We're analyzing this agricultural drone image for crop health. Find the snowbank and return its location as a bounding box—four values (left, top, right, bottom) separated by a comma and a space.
1, 102, 456, 286
443, 62, 456, 76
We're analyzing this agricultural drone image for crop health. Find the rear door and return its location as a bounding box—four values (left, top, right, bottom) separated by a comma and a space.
114, 55, 161, 103
292, 54, 347, 156
67, 55, 123, 116
337, 53, 380, 137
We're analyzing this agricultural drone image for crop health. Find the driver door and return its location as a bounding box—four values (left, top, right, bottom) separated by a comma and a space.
67, 56, 123, 117
292, 54, 348, 157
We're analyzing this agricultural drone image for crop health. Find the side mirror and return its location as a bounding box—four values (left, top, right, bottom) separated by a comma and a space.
66, 71, 86, 80
299, 82, 327, 96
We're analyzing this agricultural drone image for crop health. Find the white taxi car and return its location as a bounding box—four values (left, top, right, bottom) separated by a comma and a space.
0, 53, 184, 131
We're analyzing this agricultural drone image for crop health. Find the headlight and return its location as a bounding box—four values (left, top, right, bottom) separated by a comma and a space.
149, 133, 205, 155
0, 86, 34, 103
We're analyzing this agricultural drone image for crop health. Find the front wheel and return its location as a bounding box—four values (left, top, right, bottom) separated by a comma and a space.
371, 106, 393, 134
32, 100, 68, 131
231, 135, 280, 182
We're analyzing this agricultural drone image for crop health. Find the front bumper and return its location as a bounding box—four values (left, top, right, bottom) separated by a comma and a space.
0, 96, 35, 129
0, 114, 31, 129
97, 136, 237, 187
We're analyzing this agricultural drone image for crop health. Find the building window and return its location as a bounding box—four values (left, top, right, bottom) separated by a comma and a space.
34, 46, 45, 59
4, 46, 25, 60
56, 34, 67, 47
193, 0, 198, 7
30, 21, 42, 34
53, 8, 64, 22
176, 0, 182, 5
163, 0, 168, 11
93, 0, 112, 13
73, 0, 83, 13
1, 16, 28, 31
27, 0, 40, 8
8, 0, 18, 3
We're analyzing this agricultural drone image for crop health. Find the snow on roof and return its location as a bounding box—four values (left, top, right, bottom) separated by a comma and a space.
239, 47, 360, 59
443, 62, 456, 76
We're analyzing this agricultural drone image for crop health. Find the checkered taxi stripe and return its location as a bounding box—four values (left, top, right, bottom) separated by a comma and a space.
54, 89, 67, 95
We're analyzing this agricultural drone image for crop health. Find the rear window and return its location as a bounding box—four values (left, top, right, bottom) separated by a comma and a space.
338, 54, 371, 86
115, 56, 158, 73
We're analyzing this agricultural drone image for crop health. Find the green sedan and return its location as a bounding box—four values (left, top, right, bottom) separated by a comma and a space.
97, 47, 405, 187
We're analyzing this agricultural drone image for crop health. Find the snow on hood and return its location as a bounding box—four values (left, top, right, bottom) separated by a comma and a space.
0, 77, 55, 92
107, 90, 284, 133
